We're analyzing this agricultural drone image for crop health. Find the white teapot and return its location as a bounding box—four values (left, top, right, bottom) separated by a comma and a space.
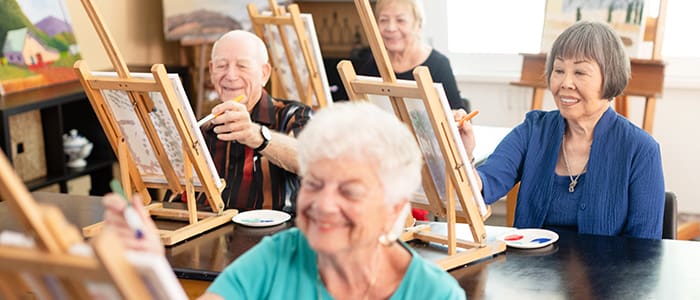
63, 129, 93, 168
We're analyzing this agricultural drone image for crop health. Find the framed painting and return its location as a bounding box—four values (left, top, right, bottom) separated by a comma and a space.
541, 0, 649, 57
162, 0, 291, 41
0, 0, 81, 95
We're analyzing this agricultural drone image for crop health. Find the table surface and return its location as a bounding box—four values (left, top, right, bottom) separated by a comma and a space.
2, 192, 700, 299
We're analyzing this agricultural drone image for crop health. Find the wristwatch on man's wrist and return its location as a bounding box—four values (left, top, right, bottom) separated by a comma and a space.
254, 125, 271, 152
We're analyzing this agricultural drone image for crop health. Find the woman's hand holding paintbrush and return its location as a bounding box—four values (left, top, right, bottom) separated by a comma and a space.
102, 181, 164, 255
454, 109, 480, 162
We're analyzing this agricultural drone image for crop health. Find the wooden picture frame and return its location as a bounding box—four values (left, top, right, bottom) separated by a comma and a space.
248, 1, 332, 109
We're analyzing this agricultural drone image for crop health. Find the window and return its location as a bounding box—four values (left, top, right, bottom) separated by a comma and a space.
439, 0, 700, 85
660, 1, 700, 58
447, 0, 546, 55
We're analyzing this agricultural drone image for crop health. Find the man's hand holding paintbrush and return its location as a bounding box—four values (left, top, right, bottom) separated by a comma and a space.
202, 95, 269, 150
197, 95, 245, 127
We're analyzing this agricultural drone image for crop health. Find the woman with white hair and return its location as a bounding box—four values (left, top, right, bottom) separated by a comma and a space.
103, 102, 465, 299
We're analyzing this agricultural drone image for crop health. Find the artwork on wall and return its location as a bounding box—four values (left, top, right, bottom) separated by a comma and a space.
0, 0, 81, 95
541, 0, 648, 57
162, 0, 290, 41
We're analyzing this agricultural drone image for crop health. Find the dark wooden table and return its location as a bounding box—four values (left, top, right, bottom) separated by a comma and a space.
2, 192, 700, 299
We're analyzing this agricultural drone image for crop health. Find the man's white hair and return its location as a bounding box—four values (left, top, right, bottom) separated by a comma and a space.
211, 30, 269, 63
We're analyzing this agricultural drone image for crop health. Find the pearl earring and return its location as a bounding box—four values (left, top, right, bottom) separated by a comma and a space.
378, 231, 398, 246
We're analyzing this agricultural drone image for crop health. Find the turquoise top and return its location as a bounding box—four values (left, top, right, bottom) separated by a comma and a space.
207, 228, 466, 299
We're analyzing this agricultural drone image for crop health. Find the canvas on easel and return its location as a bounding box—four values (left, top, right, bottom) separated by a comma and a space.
338, 0, 506, 270
74, 0, 236, 246
248, 0, 332, 109
361, 76, 488, 217
0, 147, 187, 299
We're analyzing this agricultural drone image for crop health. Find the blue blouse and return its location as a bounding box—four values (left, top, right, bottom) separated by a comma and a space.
544, 173, 586, 228
477, 107, 665, 239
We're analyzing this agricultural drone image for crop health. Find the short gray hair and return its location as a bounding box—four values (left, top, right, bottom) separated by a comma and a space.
297, 102, 423, 205
545, 21, 630, 100
375, 0, 425, 28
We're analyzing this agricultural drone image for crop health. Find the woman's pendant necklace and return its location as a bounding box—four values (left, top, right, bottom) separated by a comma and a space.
561, 135, 586, 193
568, 178, 578, 193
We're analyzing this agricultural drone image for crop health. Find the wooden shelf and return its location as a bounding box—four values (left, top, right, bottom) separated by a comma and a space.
25, 158, 114, 192
0, 81, 115, 195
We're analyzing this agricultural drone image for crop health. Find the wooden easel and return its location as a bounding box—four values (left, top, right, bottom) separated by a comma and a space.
75, 0, 236, 246
512, 0, 668, 134
0, 149, 155, 299
248, 0, 330, 109
179, 36, 217, 118
339, 0, 505, 270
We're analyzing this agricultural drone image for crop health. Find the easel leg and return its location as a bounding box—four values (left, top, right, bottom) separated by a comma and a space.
615, 95, 630, 118
183, 143, 198, 224
445, 174, 457, 256
0, 272, 25, 299
642, 96, 656, 134
506, 183, 520, 227
531, 88, 545, 110
117, 138, 132, 198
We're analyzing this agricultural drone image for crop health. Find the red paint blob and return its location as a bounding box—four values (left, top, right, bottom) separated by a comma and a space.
504, 234, 524, 241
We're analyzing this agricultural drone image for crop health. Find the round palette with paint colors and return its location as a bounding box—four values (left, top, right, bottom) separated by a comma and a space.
232, 209, 291, 227
497, 228, 559, 249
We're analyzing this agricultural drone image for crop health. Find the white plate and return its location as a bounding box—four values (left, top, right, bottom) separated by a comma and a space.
232, 210, 291, 227
497, 228, 559, 249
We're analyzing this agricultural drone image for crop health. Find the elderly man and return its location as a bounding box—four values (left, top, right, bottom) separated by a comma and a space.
199, 30, 312, 212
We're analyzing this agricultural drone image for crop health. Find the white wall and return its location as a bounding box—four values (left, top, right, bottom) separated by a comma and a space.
65, 0, 179, 70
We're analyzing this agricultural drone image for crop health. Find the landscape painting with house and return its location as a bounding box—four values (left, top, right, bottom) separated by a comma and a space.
0, 0, 80, 95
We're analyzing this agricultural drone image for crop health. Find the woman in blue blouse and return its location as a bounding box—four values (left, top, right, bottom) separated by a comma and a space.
456, 21, 665, 240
